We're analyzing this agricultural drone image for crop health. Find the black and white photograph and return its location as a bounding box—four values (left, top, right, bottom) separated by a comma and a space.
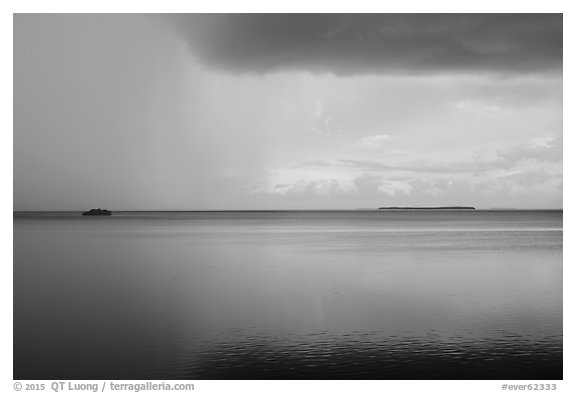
12, 8, 564, 386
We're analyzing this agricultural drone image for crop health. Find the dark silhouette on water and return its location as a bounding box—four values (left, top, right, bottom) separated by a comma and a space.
379, 206, 476, 210
82, 208, 112, 216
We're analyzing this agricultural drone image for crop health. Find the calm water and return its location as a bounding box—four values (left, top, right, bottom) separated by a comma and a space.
13, 210, 562, 379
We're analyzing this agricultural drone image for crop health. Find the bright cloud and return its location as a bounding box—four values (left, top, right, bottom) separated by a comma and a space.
356, 134, 391, 148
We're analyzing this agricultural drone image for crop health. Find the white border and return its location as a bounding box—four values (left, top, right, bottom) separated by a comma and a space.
4, 2, 572, 393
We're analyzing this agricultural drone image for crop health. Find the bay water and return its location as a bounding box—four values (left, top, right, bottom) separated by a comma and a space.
13, 210, 562, 379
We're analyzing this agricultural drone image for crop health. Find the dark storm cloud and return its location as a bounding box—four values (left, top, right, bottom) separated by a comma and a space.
168, 13, 562, 75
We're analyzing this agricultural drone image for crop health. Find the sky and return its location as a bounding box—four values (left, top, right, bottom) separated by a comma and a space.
13, 13, 563, 210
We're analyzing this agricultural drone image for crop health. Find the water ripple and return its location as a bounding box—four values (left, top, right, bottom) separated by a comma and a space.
180, 332, 562, 380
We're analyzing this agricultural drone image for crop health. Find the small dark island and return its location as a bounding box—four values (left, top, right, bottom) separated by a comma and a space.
82, 208, 112, 216
378, 206, 476, 210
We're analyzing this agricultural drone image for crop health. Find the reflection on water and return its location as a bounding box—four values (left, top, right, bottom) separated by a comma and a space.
14, 211, 562, 379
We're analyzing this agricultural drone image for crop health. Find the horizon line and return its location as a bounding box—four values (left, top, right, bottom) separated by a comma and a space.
13, 208, 564, 213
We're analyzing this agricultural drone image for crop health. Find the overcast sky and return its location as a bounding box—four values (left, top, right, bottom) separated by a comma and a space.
13, 14, 562, 210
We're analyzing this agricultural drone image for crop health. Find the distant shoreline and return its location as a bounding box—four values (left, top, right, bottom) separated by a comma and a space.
378, 206, 476, 210
13, 208, 564, 215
